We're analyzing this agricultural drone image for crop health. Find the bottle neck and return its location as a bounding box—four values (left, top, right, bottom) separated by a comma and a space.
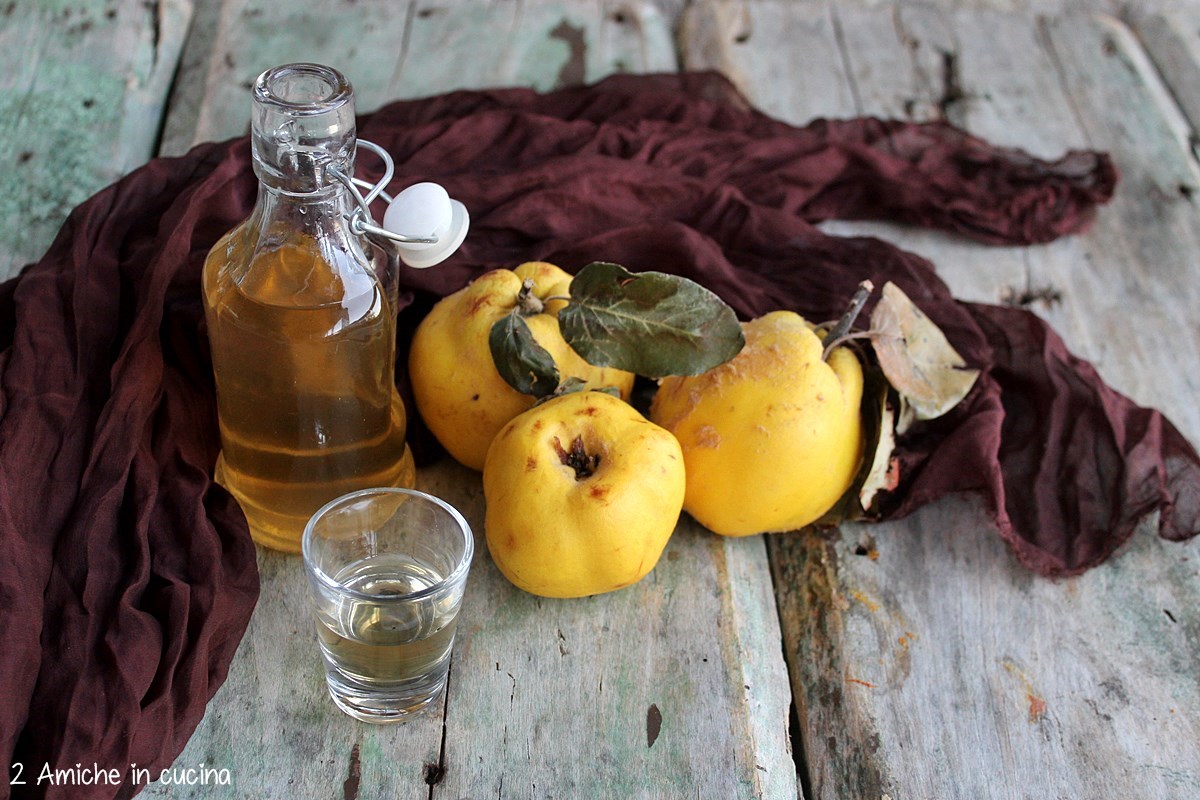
240, 63, 395, 306
249, 182, 359, 232
244, 177, 394, 309
248, 183, 380, 282
251, 63, 356, 195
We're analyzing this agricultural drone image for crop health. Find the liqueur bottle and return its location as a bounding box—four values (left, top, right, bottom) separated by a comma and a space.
202, 63, 428, 552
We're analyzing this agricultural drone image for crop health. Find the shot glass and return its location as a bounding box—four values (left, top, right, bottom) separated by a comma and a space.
302, 488, 474, 723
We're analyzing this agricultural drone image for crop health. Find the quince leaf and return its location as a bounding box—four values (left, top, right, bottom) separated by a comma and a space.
859, 390, 898, 511
814, 363, 893, 526
558, 262, 745, 379
870, 282, 979, 420
489, 312, 560, 399
894, 394, 918, 435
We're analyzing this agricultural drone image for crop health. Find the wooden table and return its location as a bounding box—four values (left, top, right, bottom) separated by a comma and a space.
5, 1, 1200, 797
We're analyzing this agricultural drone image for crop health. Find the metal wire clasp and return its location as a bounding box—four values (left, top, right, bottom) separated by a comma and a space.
327, 140, 438, 246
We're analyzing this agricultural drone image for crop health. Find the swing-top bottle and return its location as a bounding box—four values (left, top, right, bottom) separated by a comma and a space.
203, 63, 416, 552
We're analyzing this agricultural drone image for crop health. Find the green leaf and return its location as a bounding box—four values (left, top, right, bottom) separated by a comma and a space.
489, 313, 560, 398
870, 281, 979, 421
557, 262, 745, 379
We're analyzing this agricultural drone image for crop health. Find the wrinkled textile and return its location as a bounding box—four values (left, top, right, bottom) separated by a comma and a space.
1, 72, 1197, 798
0, 144, 260, 800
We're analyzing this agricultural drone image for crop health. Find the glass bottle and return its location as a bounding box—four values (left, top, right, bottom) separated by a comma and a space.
203, 63, 416, 553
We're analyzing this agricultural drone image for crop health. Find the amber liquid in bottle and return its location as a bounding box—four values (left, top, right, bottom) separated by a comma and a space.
203, 64, 415, 552
204, 235, 415, 552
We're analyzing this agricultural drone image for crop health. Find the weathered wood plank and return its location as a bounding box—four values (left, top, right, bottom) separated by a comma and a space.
158, 0, 414, 154
0, 0, 190, 279
436, 465, 795, 799
682, 2, 1200, 797
1138, 10, 1200, 138
772, 497, 1200, 799
399, 0, 677, 97
140, 545, 444, 800
681, 0, 856, 123
159, 0, 677, 155
150, 458, 797, 799
1036, 11, 1200, 424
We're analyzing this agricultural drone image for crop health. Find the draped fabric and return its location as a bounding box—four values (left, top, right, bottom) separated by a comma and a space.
1, 72, 1194, 799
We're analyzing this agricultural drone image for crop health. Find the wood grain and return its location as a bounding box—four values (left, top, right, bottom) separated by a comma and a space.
682, 2, 1200, 797
0, 0, 190, 279
1139, 10, 1200, 137
148, 458, 797, 798
771, 496, 1200, 799
434, 463, 795, 799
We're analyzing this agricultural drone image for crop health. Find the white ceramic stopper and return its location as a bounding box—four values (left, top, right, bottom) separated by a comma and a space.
382, 182, 469, 269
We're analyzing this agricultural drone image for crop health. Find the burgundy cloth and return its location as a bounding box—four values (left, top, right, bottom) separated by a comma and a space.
0, 71, 1196, 797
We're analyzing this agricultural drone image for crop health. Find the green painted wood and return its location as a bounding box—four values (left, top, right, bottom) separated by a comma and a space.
683, 2, 1200, 797
398, 0, 677, 97
682, 0, 856, 126
160, 0, 677, 155
158, 0, 413, 155
0, 0, 190, 279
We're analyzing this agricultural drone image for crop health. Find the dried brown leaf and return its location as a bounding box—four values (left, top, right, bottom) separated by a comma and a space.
870, 282, 979, 420
860, 393, 897, 511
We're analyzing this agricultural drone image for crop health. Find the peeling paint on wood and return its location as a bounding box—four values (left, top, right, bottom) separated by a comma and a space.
0, 0, 190, 279
158, 0, 677, 155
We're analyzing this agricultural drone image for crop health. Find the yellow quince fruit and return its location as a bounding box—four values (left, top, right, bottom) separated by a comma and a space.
408, 262, 635, 471
650, 311, 863, 536
483, 391, 685, 598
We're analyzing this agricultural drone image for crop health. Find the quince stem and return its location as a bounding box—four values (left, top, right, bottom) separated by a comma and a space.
516, 278, 572, 315
516, 278, 545, 315
822, 280, 874, 361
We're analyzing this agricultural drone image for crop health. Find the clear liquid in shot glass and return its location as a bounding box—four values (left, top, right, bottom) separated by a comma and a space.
314, 554, 459, 716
